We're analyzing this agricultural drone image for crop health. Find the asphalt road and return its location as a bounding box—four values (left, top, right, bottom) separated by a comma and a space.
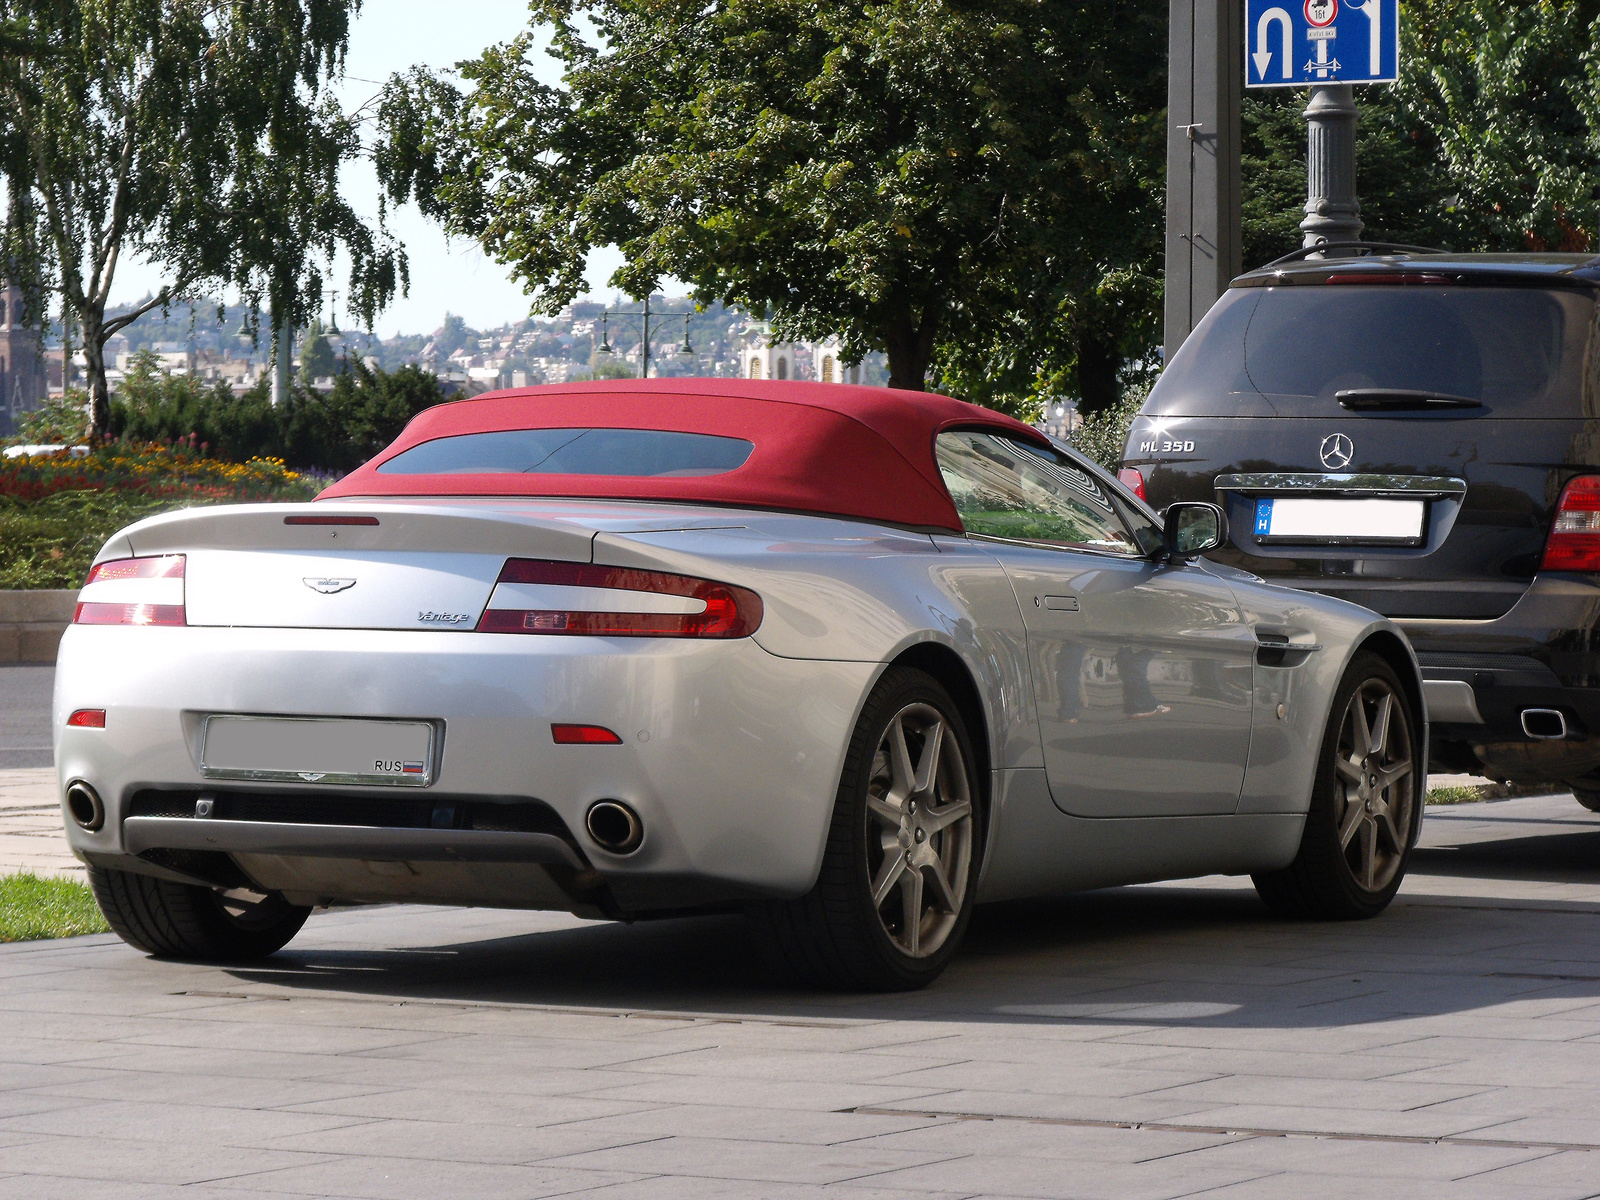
0, 665, 52, 770
3, 793, 1600, 1198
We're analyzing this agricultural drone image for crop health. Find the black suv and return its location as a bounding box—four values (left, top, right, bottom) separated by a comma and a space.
1121, 246, 1600, 807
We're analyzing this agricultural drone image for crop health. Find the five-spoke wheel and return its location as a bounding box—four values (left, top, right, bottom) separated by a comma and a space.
1254, 651, 1421, 919
755, 666, 983, 990
864, 702, 974, 959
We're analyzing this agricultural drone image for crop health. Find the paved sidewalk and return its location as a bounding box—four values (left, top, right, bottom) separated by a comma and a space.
1, 793, 1599, 1197
0, 768, 77, 879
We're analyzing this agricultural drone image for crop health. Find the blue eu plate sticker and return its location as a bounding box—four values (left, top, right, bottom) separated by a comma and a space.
1255, 499, 1274, 536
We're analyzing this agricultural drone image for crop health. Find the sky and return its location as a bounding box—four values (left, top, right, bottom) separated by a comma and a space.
105, 1, 655, 340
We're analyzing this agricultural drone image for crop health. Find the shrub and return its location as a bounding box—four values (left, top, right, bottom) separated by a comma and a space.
1065, 381, 1150, 470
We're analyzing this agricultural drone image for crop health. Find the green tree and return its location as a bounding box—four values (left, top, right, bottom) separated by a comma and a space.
298, 319, 337, 382
1243, 1, 1600, 268
0, 0, 406, 440
375, 0, 1167, 409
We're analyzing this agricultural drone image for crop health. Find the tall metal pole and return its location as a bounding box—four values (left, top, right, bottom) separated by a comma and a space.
641, 294, 650, 379
1300, 84, 1364, 249
1164, 0, 1242, 364
271, 320, 292, 407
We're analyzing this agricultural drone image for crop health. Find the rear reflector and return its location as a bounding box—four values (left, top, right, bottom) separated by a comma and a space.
66, 709, 106, 728
551, 724, 624, 745
1542, 476, 1600, 572
478, 559, 762, 638
1117, 467, 1146, 501
74, 556, 186, 626
284, 515, 380, 526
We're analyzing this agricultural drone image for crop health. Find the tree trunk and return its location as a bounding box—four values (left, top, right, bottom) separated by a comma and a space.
1075, 330, 1122, 416
80, 308, 110, 442
881, 309, 940, 391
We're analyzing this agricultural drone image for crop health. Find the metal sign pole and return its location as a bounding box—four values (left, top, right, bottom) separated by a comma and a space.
1164, 0, 1242, 365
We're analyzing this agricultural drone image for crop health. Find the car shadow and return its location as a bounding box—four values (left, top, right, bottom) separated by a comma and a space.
216, 849, 1600, 1032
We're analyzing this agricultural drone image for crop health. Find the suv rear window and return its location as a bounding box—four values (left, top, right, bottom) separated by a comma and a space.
1154, 285, 1596, 417
378, 428, 755, 477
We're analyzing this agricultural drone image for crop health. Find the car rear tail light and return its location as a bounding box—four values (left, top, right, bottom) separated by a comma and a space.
74, 555, 186, 626
1117, 468, 1146, 501
551, 724, 624, 745
66, 709, 106, 728
477, 559, 762, 638
1542, 476, 1600, 572
284, 514, 380, 526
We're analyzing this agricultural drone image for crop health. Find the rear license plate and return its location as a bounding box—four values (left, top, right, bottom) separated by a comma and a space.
1253, 497, 1426, 546
200, 716, 436, 787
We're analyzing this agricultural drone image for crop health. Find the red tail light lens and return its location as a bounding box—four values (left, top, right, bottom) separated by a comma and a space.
66, 709, 106, 728
551, 724, 624, 745
74, 555, 186, 626
478, 559, 762, 638
1117, 467, 1147, 501
1542, 476, 1600, 572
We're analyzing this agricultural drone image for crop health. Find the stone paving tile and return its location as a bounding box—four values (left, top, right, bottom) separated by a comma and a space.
551, 1179, 977, 1200
1162, 1133, 1554, 1180
259, 1115, 671, 1165
1126, 1073, 1489, 1113
1169, 1170, 1592, 1200
578, 1074, 956, 1114
202, 1155, 646, 1199
0, 1134, 338, 1187
23, 1074, 397, 1112
281, 1086, 660, 1128
840, 1118, 1241, 1164
555, 1103, 951, 1148
0, 768, 78, 878
859, 1150, 1274, 1200
1455, 1115, 1600, 1147
0, 1099, 375, 1146
871, 1060, 1226, 1099
541, 1133, 969, 1187
1126, 1044, 1458, 1082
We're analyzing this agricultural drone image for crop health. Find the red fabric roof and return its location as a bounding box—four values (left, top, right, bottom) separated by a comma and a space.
317, 379, 1046, 532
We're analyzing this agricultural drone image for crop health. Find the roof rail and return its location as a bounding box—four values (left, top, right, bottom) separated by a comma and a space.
1261, 241, 1450, 269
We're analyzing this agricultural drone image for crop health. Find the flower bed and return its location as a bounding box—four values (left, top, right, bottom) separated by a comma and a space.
1, 443, 321, 590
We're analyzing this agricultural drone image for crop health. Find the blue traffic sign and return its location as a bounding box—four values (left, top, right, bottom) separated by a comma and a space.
1245, 0, 1398, 88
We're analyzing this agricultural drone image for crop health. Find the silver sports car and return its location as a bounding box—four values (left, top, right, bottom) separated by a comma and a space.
55, 380, 1427, 989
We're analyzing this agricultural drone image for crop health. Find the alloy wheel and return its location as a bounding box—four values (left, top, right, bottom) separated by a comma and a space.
1334, 678, 1415, 892
863, 702, 974, 958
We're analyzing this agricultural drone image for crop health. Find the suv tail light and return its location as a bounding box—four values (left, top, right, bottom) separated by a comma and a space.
1117, 468, 1147, 501
74, 555, 186, 626
1542, 476, 1600, 572
477, 559, 762, 638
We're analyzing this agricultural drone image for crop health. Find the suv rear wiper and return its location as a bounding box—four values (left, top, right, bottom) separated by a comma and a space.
1337, 389, 1483, 411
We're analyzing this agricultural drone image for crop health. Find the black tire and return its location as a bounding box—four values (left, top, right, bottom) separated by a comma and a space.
1253, 651, 1422, 920
87, 864, 311, 961
1571, 787, 1600, 814
754, 666, 985, 991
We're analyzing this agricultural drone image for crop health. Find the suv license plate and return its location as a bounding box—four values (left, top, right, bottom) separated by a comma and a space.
1254, 497, 1426, 546
201, 716, 436, 787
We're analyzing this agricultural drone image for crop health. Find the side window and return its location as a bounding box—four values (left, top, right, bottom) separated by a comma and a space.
935, 430, 1142, 554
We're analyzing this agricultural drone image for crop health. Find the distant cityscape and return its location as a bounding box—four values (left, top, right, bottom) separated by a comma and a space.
2, 293, 891, 426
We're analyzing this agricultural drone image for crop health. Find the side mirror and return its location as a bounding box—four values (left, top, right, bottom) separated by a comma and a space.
1162, 502, 1227, 559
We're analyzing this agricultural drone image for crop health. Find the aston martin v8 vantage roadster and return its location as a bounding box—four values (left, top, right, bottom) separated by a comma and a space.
56, 380, 1427, 989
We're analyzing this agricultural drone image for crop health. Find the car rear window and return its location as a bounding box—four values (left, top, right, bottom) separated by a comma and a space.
1152, 285, 1596, 417
377, 428, 756, 477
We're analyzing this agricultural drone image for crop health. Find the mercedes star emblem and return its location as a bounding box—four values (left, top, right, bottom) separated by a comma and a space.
304, 577, 357, 594
1320, 433, 1354, 471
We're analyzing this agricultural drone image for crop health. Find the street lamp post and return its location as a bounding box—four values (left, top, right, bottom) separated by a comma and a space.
596, 296, 693, 378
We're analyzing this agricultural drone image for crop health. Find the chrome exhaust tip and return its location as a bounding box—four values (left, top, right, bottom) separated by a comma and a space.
585, 800, 643, 854
65, 781, 105, 832
1522, 708, 1568, 741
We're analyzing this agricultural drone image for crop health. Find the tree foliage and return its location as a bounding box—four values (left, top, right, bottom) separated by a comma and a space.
0, 0, 406, 438
375, 0, 1167, 412
1243, 0, 1600, 268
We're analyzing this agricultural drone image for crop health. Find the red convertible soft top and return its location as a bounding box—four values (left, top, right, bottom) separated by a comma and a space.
318, 379, 1047, 532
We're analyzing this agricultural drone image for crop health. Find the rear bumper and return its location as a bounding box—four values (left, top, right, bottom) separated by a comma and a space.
1400, 572, 1600, 781
53, 625, 877, 911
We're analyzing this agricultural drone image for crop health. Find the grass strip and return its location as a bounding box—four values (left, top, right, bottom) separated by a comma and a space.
1425, 780, 1566, 806
0, 873, 109, 942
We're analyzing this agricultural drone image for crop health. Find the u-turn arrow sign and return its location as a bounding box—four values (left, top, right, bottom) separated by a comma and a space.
1245, 0, 1398, 87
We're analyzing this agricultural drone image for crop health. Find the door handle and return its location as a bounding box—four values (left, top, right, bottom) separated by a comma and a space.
1043, 595, 1080, 611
